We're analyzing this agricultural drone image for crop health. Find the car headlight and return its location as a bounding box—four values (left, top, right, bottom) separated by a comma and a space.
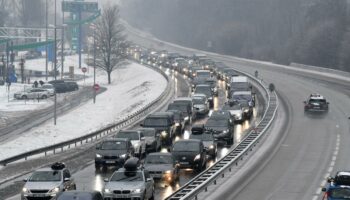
104, 188, 111, 193
223, 130, 228, 134
194, 154, 201, 160
120, 154, 127, 158
175, 123, 180, 126
164, 170, 172, 174
244, 108, 249, 113
209, 145, 214, 149
161, 131, 168, 137
49, 187, 60, 194
131, 189, 142, 193
96, 154, 102, 158
22, 187, 29, 193
184, 116, 189, 121
208, 97, 213, 100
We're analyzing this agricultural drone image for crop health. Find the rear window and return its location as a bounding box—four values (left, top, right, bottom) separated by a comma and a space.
101, 141, 126, 150
329, 188, 350, 198
116, 132, 139, 140
309, 99, 326, 104
144, 118, 169, 126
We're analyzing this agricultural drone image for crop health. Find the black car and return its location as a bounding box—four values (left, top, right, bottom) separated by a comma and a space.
190, 125, 217, 158
95, 138, 134, 169
57, 191, 103, 200
304, 93, 329, 113
210, 110, 234, 126
167, 102, 192, 125
166, 109, 185, 135
205, 113, 234, 145
138, 128, 160, 153
141, 112, 176, 145
194, 84, 214, 108
171, 139, 207, 171
65, 81, 79, 91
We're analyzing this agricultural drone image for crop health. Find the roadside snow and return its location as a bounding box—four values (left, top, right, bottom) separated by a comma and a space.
0, 62, 167, 161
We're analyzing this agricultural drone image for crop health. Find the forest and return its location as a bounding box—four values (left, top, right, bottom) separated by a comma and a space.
121, 0, 350, 72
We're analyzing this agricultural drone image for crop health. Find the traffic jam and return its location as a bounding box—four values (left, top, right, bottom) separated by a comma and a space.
21, 45, 262, 200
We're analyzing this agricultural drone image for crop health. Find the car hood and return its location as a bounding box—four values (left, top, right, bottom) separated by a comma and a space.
131, 140, 141, 146
172, 151, 198, 160
24, 181, 61, 190
105, 181, 145, 191
203, 141, 214, 148
205, 126, 228, 132
144, 164, 173, 172
144, 137, 155, 145
229, 110, 242, 116
96, 149, 127, 156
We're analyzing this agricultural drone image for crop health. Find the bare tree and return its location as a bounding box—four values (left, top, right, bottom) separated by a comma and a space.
94, 4, 127, 84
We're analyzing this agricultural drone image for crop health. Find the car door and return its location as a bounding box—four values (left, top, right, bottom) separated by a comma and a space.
140, 132, 146, 154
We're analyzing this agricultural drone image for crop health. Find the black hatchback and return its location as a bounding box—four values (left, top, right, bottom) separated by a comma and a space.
171, 139, 207, 171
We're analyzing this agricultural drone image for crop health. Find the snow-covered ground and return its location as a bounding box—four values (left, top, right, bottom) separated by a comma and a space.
0, 62, 167, 161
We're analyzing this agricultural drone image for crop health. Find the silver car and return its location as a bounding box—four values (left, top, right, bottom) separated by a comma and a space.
14, 88, 50, 100
144, 153, 179, 185
114, 130, 147, 157
138, 128, 160, 153
41, 83, 56, 96
192, 94, 210, 115
21, 163, 76, 200
103, 158, 154, 200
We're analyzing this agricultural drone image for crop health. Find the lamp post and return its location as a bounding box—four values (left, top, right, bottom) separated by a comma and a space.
93, 27, 96, 104
45, 0, 48, 81
54, 0, 57, 125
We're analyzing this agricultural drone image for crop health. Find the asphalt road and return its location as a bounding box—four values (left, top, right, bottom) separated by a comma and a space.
125, 25, 350, 200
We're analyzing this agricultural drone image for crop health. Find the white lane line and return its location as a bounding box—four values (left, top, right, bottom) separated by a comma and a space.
312, 195, 318, 200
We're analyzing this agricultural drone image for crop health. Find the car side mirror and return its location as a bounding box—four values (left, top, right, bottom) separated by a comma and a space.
104, 178, 109, 182
322, 187, 327, 192
64, 178, 71, 182
303, 101, 306, 104
140, 123, 144, 127
23, 178, 28, 182
141, 137, 145, 141
327, 176, 334, 183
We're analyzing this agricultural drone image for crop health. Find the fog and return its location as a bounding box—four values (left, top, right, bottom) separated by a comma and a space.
120, 0, 350, 72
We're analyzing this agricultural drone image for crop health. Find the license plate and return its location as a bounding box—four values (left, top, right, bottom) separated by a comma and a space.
106, 161, 115, 164
180, 162, 189, 165
118, 194, 129, 198
32, 194, 46, 197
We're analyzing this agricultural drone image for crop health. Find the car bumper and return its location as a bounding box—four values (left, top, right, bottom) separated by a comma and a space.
150, 172, 175, 183
22, 193, 57, 200
103, 193, 143, 200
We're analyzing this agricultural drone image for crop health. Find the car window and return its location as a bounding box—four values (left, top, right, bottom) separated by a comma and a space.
329, 188, 350, 198
309, 99, 326, 103
173, 141, 200, 152
116, 132, 140, 140
29, 171, 62, 182
144, 118, 169, 126
190, 133, 213, 141
145, 155, 173, 164
63, 169, 71, 178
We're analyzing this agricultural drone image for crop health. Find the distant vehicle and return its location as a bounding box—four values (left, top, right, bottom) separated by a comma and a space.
194, 84, 214, 107
57, 191, 103, 200
188, 65, 203, 78
205, 112, 234, 145
210, 110, 234, 126
166, 109, 185, 135
48, 80, 78, 93
41, 83, 55, 96
228, 76, 251, 96
114, 130, 146, 157
141, 112, 176, 145
102, 158, 154, 200
192, 95, 210, 116
304, 93, 329, 113
14, 88, 50, 99
65, 81, 79, 91
172, 139, 207, 171
144, 152, 179, 185
190, 124, 217, 158
231, 90, 255, 107
138, 128, 160, 153
223, 68, 239, 83
322, 171, 350, 200
172, 97, 194, 124
222, 102, 244, 123
95, 138, 134, 169
21, 162, 76, 200
24, 51, 41, 59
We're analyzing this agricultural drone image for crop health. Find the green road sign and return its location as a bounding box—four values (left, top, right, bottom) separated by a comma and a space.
62, 1, 98, 13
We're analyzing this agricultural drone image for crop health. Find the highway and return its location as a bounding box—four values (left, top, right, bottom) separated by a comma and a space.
125, 25, 350, 200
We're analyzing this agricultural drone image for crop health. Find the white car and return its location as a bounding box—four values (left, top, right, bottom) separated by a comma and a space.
14, 88, 50, 100
192, 95, 209, 115
41, 84, 56, 96
114, 130, 146, 157
222, 103, 244, 123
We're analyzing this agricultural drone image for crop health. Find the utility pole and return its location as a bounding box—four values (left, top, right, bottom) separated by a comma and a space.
61, 0, 65, 79
93, 27, 96, 104
45, 0, 48, 81
54, 0, 57, 125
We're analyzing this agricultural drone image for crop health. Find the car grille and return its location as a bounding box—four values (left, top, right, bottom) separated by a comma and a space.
30, 190, 49, 193
26, 197, 52, 200
113, 190, 131, 194
149, 171, 163, 175
104, 156, 119, 159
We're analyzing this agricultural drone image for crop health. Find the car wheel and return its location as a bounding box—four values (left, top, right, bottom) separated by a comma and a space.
22, 95, 27, 100
72, 184, 76, 190
42, 95, 47, 99
149, 187, 155, 200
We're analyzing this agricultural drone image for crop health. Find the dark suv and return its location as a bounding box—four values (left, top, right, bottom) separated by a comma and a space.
95, 138, 134, 169
172, 139, 207, 171
205, 113, 234, 145
141, 112, 176, 145
304, 93, 329, 113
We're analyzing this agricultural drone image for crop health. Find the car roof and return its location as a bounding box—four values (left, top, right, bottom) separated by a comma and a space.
175, 139, 201, 144
174, 97, 192, 101
148, 112, 174, 118
148, 152, 172, 157
103, 138, 130, 142
310, 93, 325, 99
118, 130, 141, 134
233, 91, 252, 95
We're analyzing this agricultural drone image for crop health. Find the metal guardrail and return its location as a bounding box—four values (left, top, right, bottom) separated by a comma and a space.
0, 63, 173, 166
166, 70, 278, 200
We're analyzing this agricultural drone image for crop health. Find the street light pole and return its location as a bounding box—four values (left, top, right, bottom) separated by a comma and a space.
61, 0, 65, 79
54, 0, 57, 125
45, 0, 48, 81
93, 28, 96, 104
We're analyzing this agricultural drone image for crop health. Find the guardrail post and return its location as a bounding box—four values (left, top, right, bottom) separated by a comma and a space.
53, 149, 56, 154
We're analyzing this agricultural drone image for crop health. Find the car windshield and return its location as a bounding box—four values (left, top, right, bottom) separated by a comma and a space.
29, 171, 61, 182
197, 71, 211, 78
110, 171, 144, 182
116, 132, 139, 140
145, 155, 173, 164
195, 86, 211, 96
190, 133, 213, 141
222, 104, 241, 110
101, 141, 126, 150
141, 130, 155, 137
206, 118, 228, 127
309, 99, 327, 104
173, 141, 200, 152
193, 98, 205, 104
42, 85, 53, 89
329, 188, 350, 198
168, 104, 188, 112
144, 118, 169, 126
